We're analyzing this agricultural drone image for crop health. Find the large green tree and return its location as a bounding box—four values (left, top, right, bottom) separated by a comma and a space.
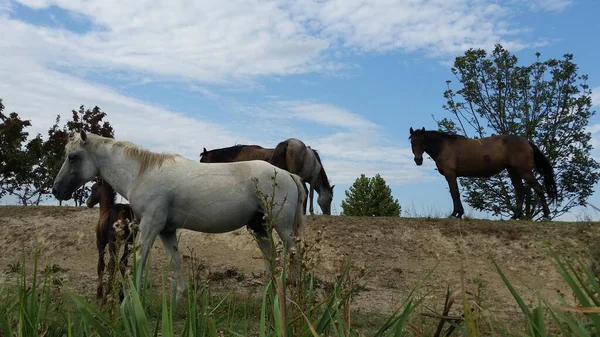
436, 44, 599, 220
341, 174, 401, 217
0, 99, 34, 201
0, 101, 115, 206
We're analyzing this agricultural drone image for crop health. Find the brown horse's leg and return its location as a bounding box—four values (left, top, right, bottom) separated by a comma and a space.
107, 242, 117, 299
97, 243, 106, 299
117, 242, 130, 301
522, 172, 551, 219
508, 169, 525, 220
120, 241, 131, 276
445, 173, 464, 218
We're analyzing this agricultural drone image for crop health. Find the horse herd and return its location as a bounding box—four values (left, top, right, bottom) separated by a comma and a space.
50, 128, 557, 302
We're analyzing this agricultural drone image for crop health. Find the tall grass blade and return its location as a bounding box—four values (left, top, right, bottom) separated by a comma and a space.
69, 291, 125, 337
260, 281, 272, 337
161, 277, 174, 337
547, 245, 600, 332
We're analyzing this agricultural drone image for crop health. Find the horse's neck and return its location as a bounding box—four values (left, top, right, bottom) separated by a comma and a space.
99, 186, 115, 211
423, 136, 445, 160
94, 145, 141, 201
312, 167, 329, 194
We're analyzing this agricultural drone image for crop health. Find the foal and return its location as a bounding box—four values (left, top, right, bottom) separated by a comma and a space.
86, 178, 136, 301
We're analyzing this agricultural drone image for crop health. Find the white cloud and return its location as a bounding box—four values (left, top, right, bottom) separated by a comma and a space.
274, 101, 379, 130
302, 132, 438, 185
0, 57, 241, 162
591, 87, 600, 107
1, 0, 552, 85
287, 0, 537, 57
528, 0, 573, 12
586, 123, 600, 162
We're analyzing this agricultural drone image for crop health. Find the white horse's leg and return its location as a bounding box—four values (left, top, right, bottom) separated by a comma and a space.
134, 217, 164, 293
158, 230, 187, 300
253, 230, 273, 279
273, 221, 301, 284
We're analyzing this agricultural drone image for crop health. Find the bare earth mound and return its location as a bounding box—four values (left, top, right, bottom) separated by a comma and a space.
1, 206, 598, 324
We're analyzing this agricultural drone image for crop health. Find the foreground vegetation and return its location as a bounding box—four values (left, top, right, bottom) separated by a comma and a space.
2, 236, 600, 337
2, 177, 600, 336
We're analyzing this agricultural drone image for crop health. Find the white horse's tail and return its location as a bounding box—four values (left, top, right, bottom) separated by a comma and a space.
289, 173, 307, 238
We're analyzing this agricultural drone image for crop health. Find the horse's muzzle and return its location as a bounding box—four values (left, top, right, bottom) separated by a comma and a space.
52, 187, 73, 201
414, 157, 423, 166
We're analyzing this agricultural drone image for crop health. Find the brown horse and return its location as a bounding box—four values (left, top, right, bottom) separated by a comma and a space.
200, 139, 334, 215
86, 178, 136, 301
199, 144, 274, 163
409, 127, 557, 220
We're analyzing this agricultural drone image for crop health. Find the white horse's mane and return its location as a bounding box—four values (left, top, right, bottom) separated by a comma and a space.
67, 133, 178, 174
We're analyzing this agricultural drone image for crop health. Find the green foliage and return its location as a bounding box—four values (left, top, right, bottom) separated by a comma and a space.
437, 44, 599, 220
0, 99, 45, 204
341, 173, 401, 217
0, 100, 115, 206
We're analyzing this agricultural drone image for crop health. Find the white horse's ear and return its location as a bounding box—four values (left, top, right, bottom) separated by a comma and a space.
80, 130, 88, 142
410, 127, 414, 135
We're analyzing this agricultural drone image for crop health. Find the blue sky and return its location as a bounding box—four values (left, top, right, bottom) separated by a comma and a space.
1, 0, 599, 220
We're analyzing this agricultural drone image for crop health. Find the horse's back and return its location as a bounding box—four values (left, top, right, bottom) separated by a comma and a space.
451, 134, 534, 176
151, 159, 299, 233
272, 138, 319, 180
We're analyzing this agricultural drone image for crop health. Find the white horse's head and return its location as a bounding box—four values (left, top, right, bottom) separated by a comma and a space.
52, 131, 99, 200
317, 184, 334, 215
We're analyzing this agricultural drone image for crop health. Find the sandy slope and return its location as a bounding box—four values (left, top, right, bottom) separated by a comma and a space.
1, 206, 598, 323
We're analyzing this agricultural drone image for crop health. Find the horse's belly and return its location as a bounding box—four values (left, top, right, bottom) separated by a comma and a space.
170, 203, 256, 233
457, 164, 505, 177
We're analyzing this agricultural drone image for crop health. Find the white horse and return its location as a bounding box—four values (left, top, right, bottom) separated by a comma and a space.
52, 131, 307, 297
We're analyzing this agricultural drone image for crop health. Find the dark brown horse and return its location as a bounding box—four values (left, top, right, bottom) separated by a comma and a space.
409, 127, 557, 220
200, 139, 334, 215
86, 178, 136, 302
199, 144, 274, 163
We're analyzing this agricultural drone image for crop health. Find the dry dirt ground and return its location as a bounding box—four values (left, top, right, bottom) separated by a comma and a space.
1, 206, 599, 325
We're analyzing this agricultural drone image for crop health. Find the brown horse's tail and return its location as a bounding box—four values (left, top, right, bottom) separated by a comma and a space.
529, 141, 558, 203
269, 140, 289, 171
289, 173, 306, 238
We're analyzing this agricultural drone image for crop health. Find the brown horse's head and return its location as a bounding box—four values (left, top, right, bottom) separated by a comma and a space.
199, 147, 211, 163
86, 178, 116, 208
409, 127, 426, 166
86, 177, 101, 208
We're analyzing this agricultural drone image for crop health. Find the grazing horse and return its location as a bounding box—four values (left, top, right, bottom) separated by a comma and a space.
270, 138, 334, 215
200, 139, 335, 215
409, 127, 557, 220
53, 131, 306, 298
86, 178, 136, 301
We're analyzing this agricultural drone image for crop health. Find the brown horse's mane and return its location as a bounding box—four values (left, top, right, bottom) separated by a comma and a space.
311, 149, 332, 192
423, 130, 467, 140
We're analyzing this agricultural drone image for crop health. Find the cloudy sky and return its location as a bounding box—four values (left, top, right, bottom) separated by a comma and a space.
1, 0, 599, 219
